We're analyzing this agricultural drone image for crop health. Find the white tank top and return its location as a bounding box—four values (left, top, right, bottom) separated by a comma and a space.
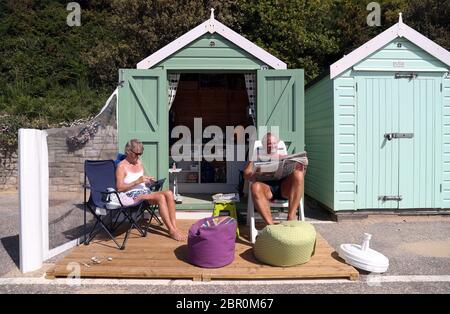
124, 169, 146, 190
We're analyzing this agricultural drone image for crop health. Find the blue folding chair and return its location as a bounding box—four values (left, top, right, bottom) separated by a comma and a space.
83, 160, 147, 250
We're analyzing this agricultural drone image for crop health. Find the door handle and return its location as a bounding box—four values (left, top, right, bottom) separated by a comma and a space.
378, 195, 403, 201
384, 133, 414, 141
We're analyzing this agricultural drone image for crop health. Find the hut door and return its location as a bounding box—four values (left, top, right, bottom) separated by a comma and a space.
118, 69, 168, 184
357, 73, 442, 209
397, 74, 442, 209
256, 70, 304, 153
357, 74, 401, 209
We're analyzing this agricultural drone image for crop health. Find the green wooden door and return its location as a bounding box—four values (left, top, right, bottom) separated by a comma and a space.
118, 69, 168, 184
357, 73, 442, 209
357, 74, 400, 209
256, 70, 305, 153
398, 73, 442, 209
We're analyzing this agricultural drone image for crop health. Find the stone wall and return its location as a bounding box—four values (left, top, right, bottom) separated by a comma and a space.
47, 124, 117, 193
0, 150, 18, 191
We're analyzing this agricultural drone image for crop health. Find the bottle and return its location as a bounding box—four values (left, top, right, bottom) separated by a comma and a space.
172, 162, 176, 171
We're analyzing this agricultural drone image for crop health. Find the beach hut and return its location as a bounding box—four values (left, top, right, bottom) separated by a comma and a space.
305, 14, 450, 215
117, 10, 305, 200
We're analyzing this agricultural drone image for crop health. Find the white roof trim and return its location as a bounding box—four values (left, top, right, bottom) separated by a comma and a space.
330, 13, 450, 79
137, 13, 287, 70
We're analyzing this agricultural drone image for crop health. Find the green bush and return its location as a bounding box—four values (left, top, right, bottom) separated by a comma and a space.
0, 115, 49, 154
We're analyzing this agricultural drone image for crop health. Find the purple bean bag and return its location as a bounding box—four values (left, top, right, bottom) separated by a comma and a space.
187, 216, 237, 268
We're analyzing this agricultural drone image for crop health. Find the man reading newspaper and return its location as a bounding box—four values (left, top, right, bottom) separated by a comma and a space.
243, 133, 308, 225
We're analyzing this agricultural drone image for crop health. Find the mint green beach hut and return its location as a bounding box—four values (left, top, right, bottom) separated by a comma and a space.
305, 14, 450, 215
117, 11, 304, 203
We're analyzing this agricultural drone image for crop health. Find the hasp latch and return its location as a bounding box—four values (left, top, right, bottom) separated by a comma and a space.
378, 195, 403, 201
384, 133, 414, 141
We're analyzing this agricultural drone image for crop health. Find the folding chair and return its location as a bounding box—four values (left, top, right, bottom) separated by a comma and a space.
136, 178, 166, 226
83, 160, 147, 250
246, 140, 305, 244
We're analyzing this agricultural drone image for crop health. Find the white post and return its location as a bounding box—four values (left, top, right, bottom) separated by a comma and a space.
19, 129, 49, 273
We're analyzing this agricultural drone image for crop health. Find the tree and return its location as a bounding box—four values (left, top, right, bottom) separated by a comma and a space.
238, 0, 340, 81
403, 0, 450, 50
329, 0, 408, 64
83, 0, 243, 86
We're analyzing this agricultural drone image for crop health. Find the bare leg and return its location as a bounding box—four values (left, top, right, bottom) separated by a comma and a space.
280, 169, 304, 220
251, 182, 274, 225
162, 190, 177, 228
162, 190, 185, 238
138, 193, 184, 241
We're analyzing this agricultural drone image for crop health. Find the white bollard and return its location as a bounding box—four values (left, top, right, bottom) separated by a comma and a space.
19, 129, 49, 273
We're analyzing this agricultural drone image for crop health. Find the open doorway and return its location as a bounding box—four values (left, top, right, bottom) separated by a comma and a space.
169, 73, 254, 194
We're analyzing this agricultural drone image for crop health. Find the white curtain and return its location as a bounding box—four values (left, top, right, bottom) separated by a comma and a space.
244, 73, 256, 125
168, 73, 180, 110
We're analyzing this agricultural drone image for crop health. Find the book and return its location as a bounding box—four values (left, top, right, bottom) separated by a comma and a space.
252, 151, 308, 181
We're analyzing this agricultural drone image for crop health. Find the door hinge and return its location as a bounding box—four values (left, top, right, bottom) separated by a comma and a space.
356, 185, 358, 194
355, 83, 358, 92
441, 83, 443, 92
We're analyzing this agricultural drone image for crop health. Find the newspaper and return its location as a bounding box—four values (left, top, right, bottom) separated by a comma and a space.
252, 152, 308, 181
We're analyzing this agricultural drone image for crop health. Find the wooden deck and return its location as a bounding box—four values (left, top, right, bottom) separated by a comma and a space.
47, 220, 359, 281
